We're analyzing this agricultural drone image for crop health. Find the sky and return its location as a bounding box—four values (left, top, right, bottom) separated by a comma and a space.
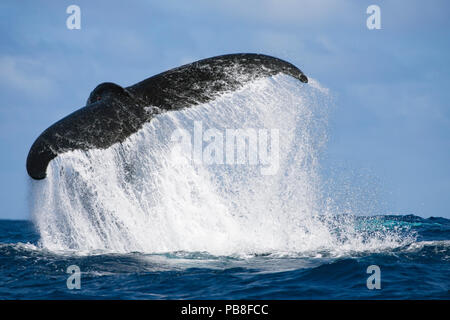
0, 0, 449, 219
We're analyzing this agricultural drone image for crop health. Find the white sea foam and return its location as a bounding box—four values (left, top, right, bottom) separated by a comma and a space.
30, 75, 409, 255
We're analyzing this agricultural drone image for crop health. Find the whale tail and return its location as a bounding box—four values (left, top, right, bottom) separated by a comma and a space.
26, 53, 308, 180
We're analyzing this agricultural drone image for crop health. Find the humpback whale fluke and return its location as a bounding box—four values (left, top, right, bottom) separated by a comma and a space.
26, 53, 308, 180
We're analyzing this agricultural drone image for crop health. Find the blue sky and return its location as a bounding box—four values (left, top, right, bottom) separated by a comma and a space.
0, 0, 449, 219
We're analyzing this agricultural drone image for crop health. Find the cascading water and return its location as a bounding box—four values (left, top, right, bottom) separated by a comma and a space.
30, 75, 410, 255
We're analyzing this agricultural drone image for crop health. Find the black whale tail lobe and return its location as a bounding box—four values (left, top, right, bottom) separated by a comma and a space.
26, 53, 308, 180
86, 82, 132, 105
27, 138, 57, 180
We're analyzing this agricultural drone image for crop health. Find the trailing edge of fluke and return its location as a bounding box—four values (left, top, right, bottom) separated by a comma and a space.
26, 53, 308, 180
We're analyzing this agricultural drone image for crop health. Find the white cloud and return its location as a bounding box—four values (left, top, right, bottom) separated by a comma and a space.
0, 55, 54, 98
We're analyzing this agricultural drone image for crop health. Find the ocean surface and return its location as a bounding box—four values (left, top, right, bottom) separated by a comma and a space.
0, 215, 449, 299
3, 75, 449, 299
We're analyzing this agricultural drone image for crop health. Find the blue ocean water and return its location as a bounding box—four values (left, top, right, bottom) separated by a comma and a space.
5, 76, 449, 300
0, 214, 448, 299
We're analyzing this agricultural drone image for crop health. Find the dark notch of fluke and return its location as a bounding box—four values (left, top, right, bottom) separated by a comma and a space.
26, 53, 308, 180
